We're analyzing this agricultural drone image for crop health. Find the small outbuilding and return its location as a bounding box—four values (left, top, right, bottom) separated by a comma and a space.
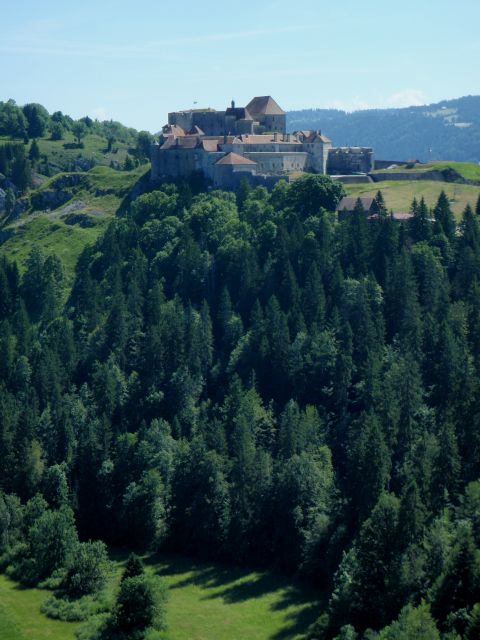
336, 196, 379, 220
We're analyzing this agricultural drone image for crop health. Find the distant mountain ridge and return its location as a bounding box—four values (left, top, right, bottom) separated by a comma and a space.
287, 95, 480, 163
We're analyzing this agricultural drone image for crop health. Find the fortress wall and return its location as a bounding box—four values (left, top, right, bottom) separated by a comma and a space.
327, 147, 374, 174
168, 112, 193, 131
193, 112, 226, 135
213, 163, 257, 189
151, 147, 197, 179
261, 114, 287, 134
245, 152, 308, 173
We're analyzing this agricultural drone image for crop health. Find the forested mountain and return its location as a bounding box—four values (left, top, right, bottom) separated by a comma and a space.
1, 172, 480, 638
288, 95, 480, 163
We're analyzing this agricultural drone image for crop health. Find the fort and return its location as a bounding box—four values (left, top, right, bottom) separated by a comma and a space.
151, 96, 374, 189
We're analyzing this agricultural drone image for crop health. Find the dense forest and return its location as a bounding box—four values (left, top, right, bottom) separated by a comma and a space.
288, 95, 480, 163
1, 171, 480, 639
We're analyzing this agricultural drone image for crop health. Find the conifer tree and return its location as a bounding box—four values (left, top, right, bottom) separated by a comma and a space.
433, 190, 456, 240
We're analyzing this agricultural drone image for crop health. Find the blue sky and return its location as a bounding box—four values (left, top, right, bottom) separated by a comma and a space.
2, 0, 479, 132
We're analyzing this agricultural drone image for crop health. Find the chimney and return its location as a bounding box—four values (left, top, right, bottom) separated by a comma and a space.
231, 99, 235, 109
274, 132, 279, 142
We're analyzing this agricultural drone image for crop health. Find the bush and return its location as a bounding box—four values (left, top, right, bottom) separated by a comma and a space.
41, 593, 110, 622
61, 540, 110, 598
75, 612, 111, 640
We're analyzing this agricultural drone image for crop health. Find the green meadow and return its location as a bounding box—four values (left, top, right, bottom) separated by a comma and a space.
0, 165, 149, 286
372, 161, 480, 182
0, 554, 322, 640
345, 179, 480, 219
0, 573, 79, 640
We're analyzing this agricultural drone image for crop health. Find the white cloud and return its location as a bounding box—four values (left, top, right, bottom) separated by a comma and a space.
385, 89, 428, 108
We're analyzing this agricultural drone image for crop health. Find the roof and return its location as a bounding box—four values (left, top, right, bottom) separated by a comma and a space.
189, 125, 205, 136
337, 196, 376, 212
174, 108, 216, 113
215, 152, 257, 166
225, 107, 253, 120
160, 136, 177, 150
176, 137, 199, 149
368, 212, 415, 222
202, 140, 219, 152
235, 134, 300, 144
303, 132, 331, 144
245, 96, 285, 117
392, 212, 414, 221
162, 124, 185, 137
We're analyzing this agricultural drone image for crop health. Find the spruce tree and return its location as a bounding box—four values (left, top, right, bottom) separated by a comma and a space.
433, 190, 456, 240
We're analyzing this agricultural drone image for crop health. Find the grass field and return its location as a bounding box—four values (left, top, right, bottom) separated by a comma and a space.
0, 165, 149, 286
37, 132, 130, 172
0, 574, 79, 640
0, 131, 134, 174
345, 180, 480, 219
372, 161, 480, 182
0, 554, 322, 640
0, 215, 109, 285
146, 554, 321, 640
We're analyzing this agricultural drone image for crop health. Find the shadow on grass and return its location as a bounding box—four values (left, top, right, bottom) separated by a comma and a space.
107, 549, 324, 639
269, 602, 320, 640
145, 552, 324, 640
199, 572, 323, 639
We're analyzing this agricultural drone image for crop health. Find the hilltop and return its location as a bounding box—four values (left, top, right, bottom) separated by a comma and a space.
288, 95, 480, 162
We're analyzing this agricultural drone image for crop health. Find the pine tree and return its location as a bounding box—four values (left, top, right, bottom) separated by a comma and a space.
431, 522, 480, 623
347, 412, 391, 523
433, 190, 456, 240
28, 139, 40, 165
303, 263, 326, 329
374, 190, 388, 217
409, 196, 432, 243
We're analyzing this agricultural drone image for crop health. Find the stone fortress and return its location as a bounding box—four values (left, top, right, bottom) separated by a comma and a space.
151, 96, 374, 189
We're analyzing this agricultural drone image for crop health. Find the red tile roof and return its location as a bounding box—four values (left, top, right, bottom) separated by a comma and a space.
215, 152, 257, 166
202, 140, 219, 152
176, 137, 199, 149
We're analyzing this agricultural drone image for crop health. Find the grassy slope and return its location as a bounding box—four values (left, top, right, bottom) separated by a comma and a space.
42, 131, 128, 170
0, 574, 78, 640
345, 180, 480, 219
0, 554, 321, 640
372, 161, 480, 181
0, 165, 149, 286
0, 216, 109, 283
0, 131, 133, 174
147, 554, 321, 640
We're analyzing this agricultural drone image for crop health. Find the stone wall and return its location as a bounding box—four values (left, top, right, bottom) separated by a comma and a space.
258, 114, 287, 134
244, 152, 308, 174
327, 147, 374, 174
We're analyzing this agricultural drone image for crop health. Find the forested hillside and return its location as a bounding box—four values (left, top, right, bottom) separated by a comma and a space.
0, 172, 480, 638
288, 95, 480, 162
